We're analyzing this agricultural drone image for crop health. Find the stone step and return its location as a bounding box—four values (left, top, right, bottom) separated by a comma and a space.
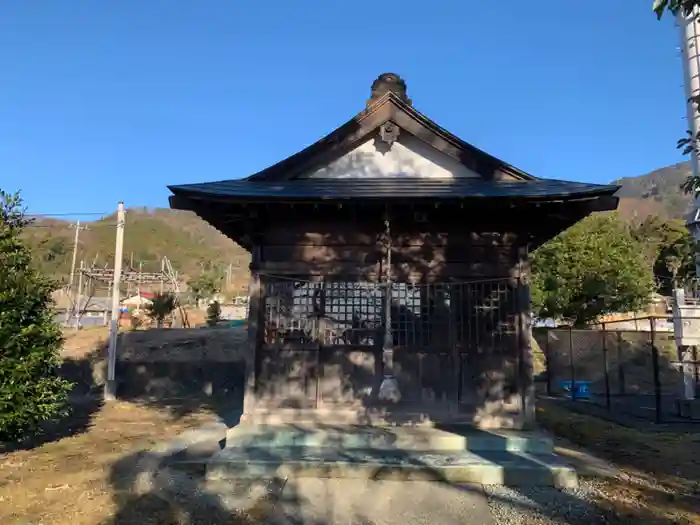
204, 446, 578, 489
225, 424, 553, 455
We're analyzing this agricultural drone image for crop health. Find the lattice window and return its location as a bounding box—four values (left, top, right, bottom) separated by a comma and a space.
262, 278, 518, 351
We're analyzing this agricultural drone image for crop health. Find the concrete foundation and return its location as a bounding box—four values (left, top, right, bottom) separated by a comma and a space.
201, 424, 577, 490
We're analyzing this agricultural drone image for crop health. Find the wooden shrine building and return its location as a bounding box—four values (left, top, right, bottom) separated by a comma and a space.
169, 73, 619, 429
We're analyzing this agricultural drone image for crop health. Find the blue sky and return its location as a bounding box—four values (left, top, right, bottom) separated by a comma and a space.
0, 1, 687, 217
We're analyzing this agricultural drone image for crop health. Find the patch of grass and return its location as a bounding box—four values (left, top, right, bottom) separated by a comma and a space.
537, 399, 700, 524
0, 401, 243, 525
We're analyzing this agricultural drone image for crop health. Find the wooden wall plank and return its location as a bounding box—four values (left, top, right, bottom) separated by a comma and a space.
261, 244, 518, 266
263, 227, 521, 247
259, 261, 518, 281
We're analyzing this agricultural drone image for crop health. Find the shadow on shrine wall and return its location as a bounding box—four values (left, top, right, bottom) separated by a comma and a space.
60, 328, 247, 404
256, 279, 526, 428
253, 140, 531, 427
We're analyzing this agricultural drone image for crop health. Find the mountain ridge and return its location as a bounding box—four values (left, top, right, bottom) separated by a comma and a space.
613, 161, 693, 222
22, 207, 251, 287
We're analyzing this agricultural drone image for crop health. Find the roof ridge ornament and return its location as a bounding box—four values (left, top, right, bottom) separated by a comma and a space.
378, 121, 400, 149
367, 73, 412, 107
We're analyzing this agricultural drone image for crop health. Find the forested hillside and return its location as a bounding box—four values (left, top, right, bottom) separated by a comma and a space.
22, 207, 250, 285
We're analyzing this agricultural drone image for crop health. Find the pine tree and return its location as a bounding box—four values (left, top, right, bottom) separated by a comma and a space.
0, 191, 72, 441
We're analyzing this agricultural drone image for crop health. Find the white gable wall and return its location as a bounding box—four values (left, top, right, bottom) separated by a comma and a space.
299, 131, 481, 179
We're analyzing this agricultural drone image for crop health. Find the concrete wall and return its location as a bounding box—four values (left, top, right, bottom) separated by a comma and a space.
55, 312, 109, 328
61, 359, 245, 401
60, 327, 248, 401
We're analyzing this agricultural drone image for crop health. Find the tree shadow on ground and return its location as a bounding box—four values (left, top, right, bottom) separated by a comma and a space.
95, 404, 658, 525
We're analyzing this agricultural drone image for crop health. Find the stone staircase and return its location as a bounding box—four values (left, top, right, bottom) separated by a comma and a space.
200, 424, 577, 489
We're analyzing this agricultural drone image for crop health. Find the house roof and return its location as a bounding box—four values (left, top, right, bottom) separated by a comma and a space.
237, 80, 537, 183
168, 73, 619, 211
170, 177, 619, 202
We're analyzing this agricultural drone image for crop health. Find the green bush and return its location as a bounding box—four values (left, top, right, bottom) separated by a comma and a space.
206, 300, 222, 326
0, 191, 72, 442
145, 291, 176, 328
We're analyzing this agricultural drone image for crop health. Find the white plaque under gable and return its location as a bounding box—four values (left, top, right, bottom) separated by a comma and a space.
301, 133, 481, 179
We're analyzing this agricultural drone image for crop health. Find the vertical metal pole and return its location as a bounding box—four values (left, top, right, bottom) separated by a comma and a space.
617, 331, 626, 395
105, 202, 125, 401
568, 325, 576, 401
602, 323, 611, 411
650, 316, 663, 424
544, 329, 553, 396
694, 345, 699, 393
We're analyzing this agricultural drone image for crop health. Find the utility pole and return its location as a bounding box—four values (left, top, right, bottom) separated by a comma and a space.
75, 260, 84, 330
105, 202, 125, 401
678, 7, 700, 277
65, 221, 88, 325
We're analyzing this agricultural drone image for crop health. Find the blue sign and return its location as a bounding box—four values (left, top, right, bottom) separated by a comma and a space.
560, 380, 591, 399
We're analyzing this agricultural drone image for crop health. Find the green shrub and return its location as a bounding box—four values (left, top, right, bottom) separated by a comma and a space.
207, 300, 222, 326
0, 191, 73, 442
145, 292, 176, 328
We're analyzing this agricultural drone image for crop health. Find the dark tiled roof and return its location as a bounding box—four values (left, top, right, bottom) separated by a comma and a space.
169, 177, 619, 201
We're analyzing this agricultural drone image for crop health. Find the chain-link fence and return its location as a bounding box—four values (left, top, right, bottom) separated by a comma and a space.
534, 317, 700, 424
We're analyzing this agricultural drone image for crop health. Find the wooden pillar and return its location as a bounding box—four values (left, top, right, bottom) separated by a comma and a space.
517, 253, 535, 429
242, 244, 262, 419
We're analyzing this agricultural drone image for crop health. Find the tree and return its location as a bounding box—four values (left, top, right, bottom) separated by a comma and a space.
206, 300, 222, 327
145, 292, 177, 328
653, 0, 698, 19
631, 217, 697, 293
655, 225, 697, 292
531, 213, 656, 326
0, 191, 73, 441
631, 215, 676, 264
187, 270, 222, 303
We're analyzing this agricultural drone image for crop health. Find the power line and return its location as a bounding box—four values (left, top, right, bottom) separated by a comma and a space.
24, 222, 119, 228
25, 212, 113, 218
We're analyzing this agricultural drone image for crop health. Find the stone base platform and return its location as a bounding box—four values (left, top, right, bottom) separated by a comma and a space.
240, 405, 531, 430
226, 423, 554, 454
194, 424, 578, 490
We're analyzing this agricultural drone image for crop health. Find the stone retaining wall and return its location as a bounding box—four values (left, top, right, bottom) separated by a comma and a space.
60, 327, 248, 400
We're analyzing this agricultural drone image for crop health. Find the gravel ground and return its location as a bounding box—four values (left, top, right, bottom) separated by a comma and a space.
483, 479, 610, 525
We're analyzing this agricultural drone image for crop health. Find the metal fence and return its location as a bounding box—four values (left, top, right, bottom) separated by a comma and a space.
535, 316, 700, 424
